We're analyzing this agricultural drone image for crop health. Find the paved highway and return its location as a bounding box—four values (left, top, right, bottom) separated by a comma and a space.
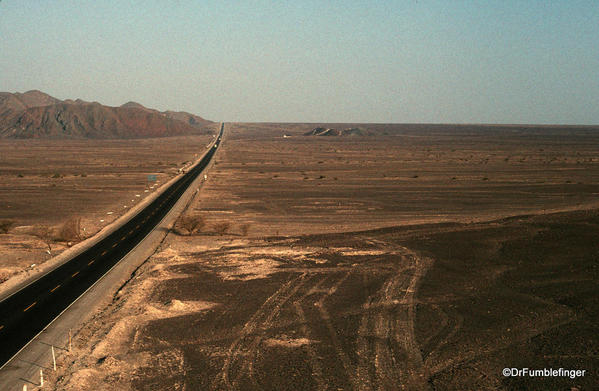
0, 123, 224, 367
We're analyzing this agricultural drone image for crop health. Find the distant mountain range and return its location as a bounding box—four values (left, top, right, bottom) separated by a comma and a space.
0, 90, 213, 139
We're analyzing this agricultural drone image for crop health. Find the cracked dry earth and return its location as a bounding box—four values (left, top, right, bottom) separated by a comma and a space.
44, 230, 436, 391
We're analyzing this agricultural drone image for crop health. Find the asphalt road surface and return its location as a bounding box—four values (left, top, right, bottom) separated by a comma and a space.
0, 123, 224, 367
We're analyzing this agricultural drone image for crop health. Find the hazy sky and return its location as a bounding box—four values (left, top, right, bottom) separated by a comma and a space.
1, 1, 598, 124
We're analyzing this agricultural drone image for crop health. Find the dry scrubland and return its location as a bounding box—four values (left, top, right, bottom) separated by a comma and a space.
7, 123, 599, 390
0, 130, 217, 285
195, 123, 599, 235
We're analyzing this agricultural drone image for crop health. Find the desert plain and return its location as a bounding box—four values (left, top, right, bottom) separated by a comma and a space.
1, 122, 598, 390
0, 131, 217, 286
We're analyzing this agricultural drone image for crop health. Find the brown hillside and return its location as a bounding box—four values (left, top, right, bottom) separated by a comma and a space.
0, 90, 60, 122
0, 91, 212, 139
120, 101, 148, 110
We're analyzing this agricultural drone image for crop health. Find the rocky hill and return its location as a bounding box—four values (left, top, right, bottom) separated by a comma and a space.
0, 90, 213, 139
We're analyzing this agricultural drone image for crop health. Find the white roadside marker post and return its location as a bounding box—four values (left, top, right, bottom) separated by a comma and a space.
68, 329, 72, 351
23, 384, 27, 391
39, 369, 43, 387
51, 345, 56, 371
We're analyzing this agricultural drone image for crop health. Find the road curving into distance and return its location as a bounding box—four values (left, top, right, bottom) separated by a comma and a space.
0, 123, 224, 367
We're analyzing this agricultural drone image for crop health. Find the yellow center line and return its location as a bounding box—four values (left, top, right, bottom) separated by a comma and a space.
112, 243, 117, 248
0, 325, 4, 331
129, 230, 134, 235
71, 271, 79, 278
24, 302, 37, 312
50, 284, 61, 292
101, 250, 107, 256
88, 260, 95, 266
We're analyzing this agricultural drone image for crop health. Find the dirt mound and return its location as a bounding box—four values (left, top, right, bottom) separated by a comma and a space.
303, 127, 333, 136
304, 127, 371, 136
0, 91, 213, 139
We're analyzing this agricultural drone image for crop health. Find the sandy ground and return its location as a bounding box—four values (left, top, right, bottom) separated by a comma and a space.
0, 129, 217, 286
44, 212, 597, 390
194, 123, 599, 235
6, 123, 599, 390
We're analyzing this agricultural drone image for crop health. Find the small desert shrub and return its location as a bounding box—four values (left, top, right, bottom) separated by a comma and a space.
239, 223, 251, 236
17, 173, 24, 178
51, 173, 62, 178
178, 215, 206, 235
55, 217, 82, 242
31, 225, 54, 254
213, 222, 231, 235
0, 220, 15, 234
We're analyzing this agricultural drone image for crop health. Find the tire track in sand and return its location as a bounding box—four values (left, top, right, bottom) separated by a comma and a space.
211, 272, 309, 390
392, 255, 433, 390
313, 272, 361, 390
292, 275, 330, 391
356, 238, 433, 390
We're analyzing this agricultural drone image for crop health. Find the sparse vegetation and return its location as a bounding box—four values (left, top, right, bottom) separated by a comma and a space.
178, 214, 206, 235
31, 225, 54, 255
239, 223, 251, 236
51, 172, 62, 178
55, 217, 83, 242
0, 220, 15, 234
213, 222, 231, 235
